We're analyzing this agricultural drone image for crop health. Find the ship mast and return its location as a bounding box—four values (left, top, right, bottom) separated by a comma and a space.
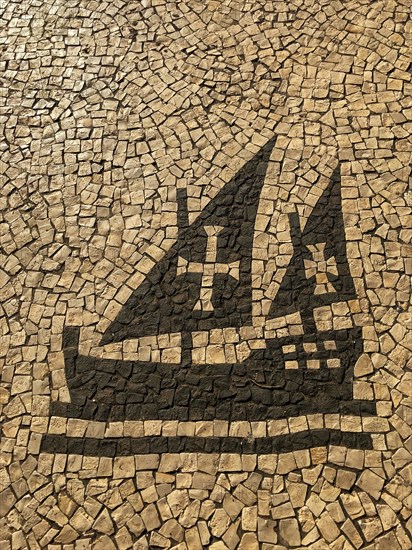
288, 211, 317, 335
177, 187, 193, 366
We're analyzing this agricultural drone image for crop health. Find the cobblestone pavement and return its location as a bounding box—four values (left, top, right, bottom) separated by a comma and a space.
1, 0, 412, 548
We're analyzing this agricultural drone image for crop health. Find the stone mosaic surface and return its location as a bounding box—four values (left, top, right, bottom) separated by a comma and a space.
1, 0, 412, 548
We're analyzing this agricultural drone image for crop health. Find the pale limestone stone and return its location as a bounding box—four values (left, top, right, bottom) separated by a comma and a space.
358, 517, 384, 542
53, 524, 78, 544
345, 449, 364, 470
57, 494, 77, 518
159, 518, 185, 543
159, 455, 180, 473
213, 421, 229, 437
210, 508, 231, 538
306, 494, 326, 517
140, 503, 161, 532
184, 526, 202, 550
340, 494, 365, 520
92, 508, 115, 535
115, 527, 134, 550
279, 518, 301, 547
222, 493, 244, 520
243, 473, 262, 493
0, 386, 10, 404
302, 465, 323, 486
277, 453, 297, 475
229, 421, 251, 437
179, 499, 200, 528
319, 480, 341, 502
242, 455, 257, 472
374, 532, 402, 550
92, 535, 117, 550
113, 457, 135, 479
209, 542, 229, 550
133, 535, 150, 550
167, 490, 189, 518
198, 454, 219, 475
271, 501, 295, 519
222, 519, 241, 549
271, 493, 289, 507
228, 473, 249, 488
0, 488, 16, 517
251, 422, 266, 437
219, 454, 242, 472
134, 455, 160, 471
301, 526, 320, 546
354, 353, 374, 376
239, 533, 259, 550
192, 472, 215, 491
97, 458, 113, 478
326, 501, 346, 524
233, 484, 257, 506
198, 521, 211, 546
268, 419, 289, 436
286, 482, 307, 508
150, 531, 171, 549
104, 422, 123, 438
311, 447, 328, 465
141, 485, 158, 504
124, 422, 144, 438
143, 420, 162, 436
136, 472, 155, 490
356, 470, 385, 500
241, 506, 257, 531
127, 515, 145, 538
298, 506, 316, 534
69, 508, 94, 532
200, 499, 216, 520
316, 512, 340, 543
336, 470, 356, 490
257, 518, 278, 543
376, 504, 398, 530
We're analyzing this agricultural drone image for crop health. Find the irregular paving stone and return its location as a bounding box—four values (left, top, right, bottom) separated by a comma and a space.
222, 519, 241, 550
356, 470, 386, 500
358, 517, 384, 542
316, 512, 341, 543
341, 518, 364, 549
209, 508, 231, 538
140, 504, 161, 532
92, 508, 115, 535
167, 491, 189, 518
238, 532, 259, 550
279, 518, 301, 547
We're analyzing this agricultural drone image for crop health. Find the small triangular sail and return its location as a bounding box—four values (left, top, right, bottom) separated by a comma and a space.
101, 137, 276, 344
268, 165, 357, 330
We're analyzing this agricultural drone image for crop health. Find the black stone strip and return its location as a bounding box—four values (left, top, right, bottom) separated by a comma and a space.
49, 399, 377, 422
40, 430, 373, 456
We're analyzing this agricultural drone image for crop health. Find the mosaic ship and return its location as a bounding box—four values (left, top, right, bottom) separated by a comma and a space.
52, 137, 376, 423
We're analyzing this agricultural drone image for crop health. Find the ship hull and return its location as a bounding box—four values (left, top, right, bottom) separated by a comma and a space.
51, 327, 376, 422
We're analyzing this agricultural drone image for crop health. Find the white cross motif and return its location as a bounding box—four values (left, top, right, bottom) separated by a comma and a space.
304, 243, 338, 295
176, 225, 240, 311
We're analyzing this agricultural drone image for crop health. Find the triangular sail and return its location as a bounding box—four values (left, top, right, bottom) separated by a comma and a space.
268, 165, 357, 329
101, 137, 276, 344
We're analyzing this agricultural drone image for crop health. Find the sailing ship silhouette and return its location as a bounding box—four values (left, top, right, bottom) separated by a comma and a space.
52, 137, 376, 423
